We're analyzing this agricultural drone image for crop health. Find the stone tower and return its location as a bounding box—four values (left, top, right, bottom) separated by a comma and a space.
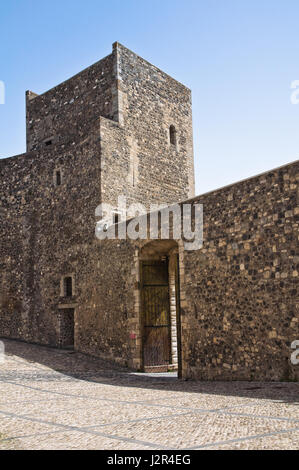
26, 42, 195, 209
0, 42, 195, 347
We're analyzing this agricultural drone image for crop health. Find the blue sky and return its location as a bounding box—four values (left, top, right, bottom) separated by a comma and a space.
1, 0, 299, 194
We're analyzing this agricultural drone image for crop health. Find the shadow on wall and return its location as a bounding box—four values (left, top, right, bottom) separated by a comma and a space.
1, 338, 298, 405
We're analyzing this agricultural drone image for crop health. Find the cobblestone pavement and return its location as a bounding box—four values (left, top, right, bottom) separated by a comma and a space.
0, 339, 298, 450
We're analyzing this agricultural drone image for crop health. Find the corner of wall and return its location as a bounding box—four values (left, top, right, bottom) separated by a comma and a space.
111, 42, 125, 127
26, 90, 39, 102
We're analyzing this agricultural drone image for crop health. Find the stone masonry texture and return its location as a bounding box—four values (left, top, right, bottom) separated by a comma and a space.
82, 160, 298, 381
0, 42, 298, 382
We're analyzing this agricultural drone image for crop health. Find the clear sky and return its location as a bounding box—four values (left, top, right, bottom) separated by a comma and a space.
1, 0, 299, 194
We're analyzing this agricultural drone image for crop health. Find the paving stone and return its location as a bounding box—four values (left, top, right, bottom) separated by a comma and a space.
0, 340, 298, 450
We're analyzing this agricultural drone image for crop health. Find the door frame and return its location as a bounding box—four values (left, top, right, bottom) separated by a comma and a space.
135, 240, 185, 376
140, 259, 172, 370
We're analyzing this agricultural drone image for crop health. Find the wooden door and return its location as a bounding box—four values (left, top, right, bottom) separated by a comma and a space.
141, 260, 171, 367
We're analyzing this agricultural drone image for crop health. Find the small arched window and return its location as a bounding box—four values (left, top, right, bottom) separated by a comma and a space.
169, 125, 177, 147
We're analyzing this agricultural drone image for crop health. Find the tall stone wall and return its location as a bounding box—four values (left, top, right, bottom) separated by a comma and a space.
0, 130, 103, 345
71, 161, 298, 380
70, 160, 298, 380
181, 160, 298, 381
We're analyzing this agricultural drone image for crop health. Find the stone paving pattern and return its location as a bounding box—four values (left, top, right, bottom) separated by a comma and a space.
0, 339, 298, 450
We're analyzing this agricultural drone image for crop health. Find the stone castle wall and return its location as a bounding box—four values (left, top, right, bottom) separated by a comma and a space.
181, 160, 298, 381
73, 160, 298, 381
0, 131, 102, 345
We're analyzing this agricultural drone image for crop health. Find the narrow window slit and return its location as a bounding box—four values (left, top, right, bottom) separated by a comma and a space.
56, 170, 61, 186
64, 277, 73, 297
169, 125, 177, 147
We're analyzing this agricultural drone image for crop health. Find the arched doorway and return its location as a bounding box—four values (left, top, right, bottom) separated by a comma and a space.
139, 240, 182, 375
